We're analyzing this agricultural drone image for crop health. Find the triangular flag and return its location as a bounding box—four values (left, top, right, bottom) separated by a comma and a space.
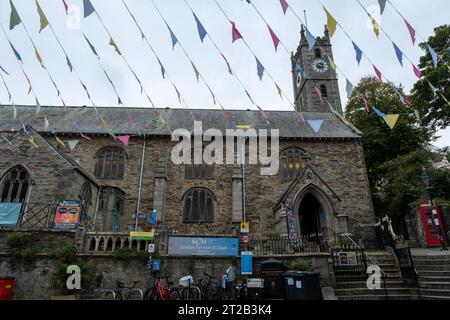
83, 34, 98, 57
383, 115, 400, 129
35, 98, 41, 115
279, 0, 289, 14
9, 41, 22, 63
308, 120, 324, 133
166, 24, 178, 50
256, 57, 265, 80
404, 19, 416, 45
62, 98, 68, 114
323, 7, 337, 38
193, 13, 207, 43
370, 15, 380, 38
353, 42, 363, 65
441, 94, 450, 107
392, 42, 403, 66
80, 133, 91, 141
29, 138, 38, 149
68, 140, 79, 150
109, 37, 121, 55
314, 86, 323, 104
83, 0, 95, 18
9, 0, 22, 30
117, 136, 130, 146
173, 84, 181, 104
34, 46, 44, 67
305, 28, 316, 52
66, 55, 73, 72
43, 117, 49, 130
378, 0, 387, 14
275, 83, 283, 101
428, 45, 438, 68
373, 65, 383, 82
55, 136, 66, 148
157, 58, 165, 79
221, 53, 233, 75
328, 56, 337, 72
36, 1, 49, 32
268, 25, 280, 51
363, 98, 370, 113
245, 90, 255, 105
231, 21, 243, 42
295, 64, 305, 78
346, 79, 354, 99
412, 64, 422, 78
62, 0, 69, 15
80, 81, 91, 99
372, 106, 386, 118
191, 62, 200, 82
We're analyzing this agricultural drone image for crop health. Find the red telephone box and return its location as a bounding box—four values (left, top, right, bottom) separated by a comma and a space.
420, 202, 447, 247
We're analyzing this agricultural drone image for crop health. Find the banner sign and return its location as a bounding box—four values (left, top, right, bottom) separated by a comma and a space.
130, 231, 155, 241
286, 208, 299, 243
168, 236, 239, 257
241, 251, 253, 275
54, 200, 80, 230
0, 203, 22, 227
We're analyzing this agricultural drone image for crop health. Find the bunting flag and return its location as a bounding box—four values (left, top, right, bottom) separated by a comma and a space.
393, 42, 403, 66
61, 98, 67, 114
0, 65, 9, 75
353, 42, 363, 65
83, 0, 95, 18
305, 28, 316, 52
193, 13, 207, 43
9, 41, 22, 64
68, 140, 79, 150
35, 98, 41, 115
62, 0, 69, 15
404, 19, 416, 45
166, 24, 178, 50
221, 53, 233, 75
428, 45, 438, 68
427, 80, 438, 97
55, 136, 66, 148
314, 86, 323, 104
378, 0, 387, 14
100, 115, 116, 140
191, 62, 200, 82
412, 64, 422, 78
414, 110, 420, 122
231, 21, 243, 42
34, 46, 44, 67
328, 57, 337, 72
36, 1, 49, 32
279, 0, 289, 15
117, 136, 130, 146
373, 65, 383, 83
363, 98, 370, 113
13, 104, 17, 119
370, 15, 380, 38
66, 55, 73, 72
307, 120, 324, 133
372, 106, 386, 118
80, 81, 91, 99
275, 83, 283, 101
80, 133, 91, 141
109, 37, 121, 55
346, 79, 354, 99
268, 25, 280, 51
9, 0, 22, 30
245, 90, 255, 105
441, 94, 450, 107
323, 7, 337, 38
83, 34, 99, 57
157, 58, 166, 79
295, 64, 305, 78
173, 84, 181, 103
256, 105, 269, 123
255, 57, 265, 80
383, 115, 400, 129
29, 138, 38, 148
43, 116, 49, 130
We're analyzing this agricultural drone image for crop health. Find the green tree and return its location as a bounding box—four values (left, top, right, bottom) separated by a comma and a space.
345, 76, 432, 215
412, 25, 450, 130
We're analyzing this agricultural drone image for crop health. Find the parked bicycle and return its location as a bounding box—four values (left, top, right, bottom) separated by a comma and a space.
199, 267, 237, 300
103, 280, 144, 300
144, 276, 182, 300
179, 275, 202, 300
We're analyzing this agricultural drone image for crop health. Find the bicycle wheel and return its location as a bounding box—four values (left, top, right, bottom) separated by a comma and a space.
128, 289, 144, 300
190, 287, 201, 300
102, 290, 117, 300
146, 288, 159, 300
168, 288, 182, 300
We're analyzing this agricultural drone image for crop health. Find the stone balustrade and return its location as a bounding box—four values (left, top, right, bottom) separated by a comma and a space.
83, 232, 152, 254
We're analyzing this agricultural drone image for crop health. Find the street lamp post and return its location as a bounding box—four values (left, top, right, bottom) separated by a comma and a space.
420, 168, 448, 251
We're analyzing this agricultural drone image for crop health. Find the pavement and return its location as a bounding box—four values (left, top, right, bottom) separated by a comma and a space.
411, 248, 450, 256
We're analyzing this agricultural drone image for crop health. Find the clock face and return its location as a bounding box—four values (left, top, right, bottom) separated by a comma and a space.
311, 59, 329, 73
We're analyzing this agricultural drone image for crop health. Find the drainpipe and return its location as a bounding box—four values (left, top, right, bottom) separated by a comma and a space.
135, 139, 147, 231
241, 139, 246, 223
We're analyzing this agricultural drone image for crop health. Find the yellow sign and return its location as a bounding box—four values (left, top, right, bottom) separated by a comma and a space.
130, 231, 154, 241
240, 222, 250, 234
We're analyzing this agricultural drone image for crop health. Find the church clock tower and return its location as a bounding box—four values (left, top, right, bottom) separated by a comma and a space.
292, 25, 343, 114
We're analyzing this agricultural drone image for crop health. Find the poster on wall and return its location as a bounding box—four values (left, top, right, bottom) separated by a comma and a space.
241, 251, 253, 275
53, 200, 80, 230
0, 203, 22, 228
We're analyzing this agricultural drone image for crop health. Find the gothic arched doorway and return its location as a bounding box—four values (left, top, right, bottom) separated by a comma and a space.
298, 194, 324, 242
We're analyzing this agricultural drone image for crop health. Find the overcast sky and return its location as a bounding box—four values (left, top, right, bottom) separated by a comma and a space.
0, 0, 449, 146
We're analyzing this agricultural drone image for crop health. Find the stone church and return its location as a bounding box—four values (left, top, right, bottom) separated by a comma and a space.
0, 27, 376, 245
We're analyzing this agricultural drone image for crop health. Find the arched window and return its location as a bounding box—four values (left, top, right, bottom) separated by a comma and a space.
185, 146, 214, 179
183, 188, 215, 223
314, 48, 322, 58
280, 148, 310, 181
320, 85, 328, 98
94, 147, 126, 179
79, 182, 92, 222
0, 166, 30, 203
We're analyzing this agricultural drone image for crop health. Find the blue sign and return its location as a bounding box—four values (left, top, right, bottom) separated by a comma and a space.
241, 252, 253, 275
0, 203, 22, 227
151, 259, 161, 272
168, 236, 239, 257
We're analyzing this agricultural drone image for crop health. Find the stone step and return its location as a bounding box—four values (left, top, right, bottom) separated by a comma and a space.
414, 264, 450, 271
419, 282, 450, 290
413, 255, 450, 261
414, 259, 450, 265
336, 281, 411, 290
418, 270, 450, 277
418, 288, 450, 297
338, 294, 419, 301
419, 276, 450, 283
334, 287, 413, 297
420, 295, 450, 300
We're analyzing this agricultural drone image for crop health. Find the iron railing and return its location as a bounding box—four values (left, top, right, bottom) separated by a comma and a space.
17, 203, 56, 229
240, 236, 326, 256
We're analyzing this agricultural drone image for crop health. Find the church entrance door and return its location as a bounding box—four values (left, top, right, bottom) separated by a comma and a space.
298, 194, 324, 243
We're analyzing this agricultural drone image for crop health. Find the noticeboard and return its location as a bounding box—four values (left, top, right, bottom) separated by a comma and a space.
168, 236, 239, 257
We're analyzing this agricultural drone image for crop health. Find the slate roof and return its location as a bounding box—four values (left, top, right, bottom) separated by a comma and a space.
0, 105, 361, 139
